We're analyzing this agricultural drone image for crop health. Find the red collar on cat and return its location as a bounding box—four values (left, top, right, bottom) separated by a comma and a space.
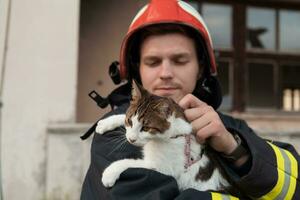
171, 134, 201, 170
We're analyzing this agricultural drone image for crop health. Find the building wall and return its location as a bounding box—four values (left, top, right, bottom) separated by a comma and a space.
0, 0, 80, 199
76, 0, 147, 122
46, 124, 92, 200
0, 0, 10, 89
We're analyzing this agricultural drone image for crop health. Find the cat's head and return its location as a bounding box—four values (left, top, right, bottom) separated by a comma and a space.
124, 80, 192, 146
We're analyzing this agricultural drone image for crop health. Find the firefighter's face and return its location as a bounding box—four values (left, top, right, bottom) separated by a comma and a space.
139, 33, 200, 103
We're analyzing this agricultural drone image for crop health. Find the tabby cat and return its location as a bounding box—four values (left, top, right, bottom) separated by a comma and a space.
96, 80, 231, 192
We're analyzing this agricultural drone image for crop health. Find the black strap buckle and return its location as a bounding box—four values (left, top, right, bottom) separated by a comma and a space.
88, 90, 109, 108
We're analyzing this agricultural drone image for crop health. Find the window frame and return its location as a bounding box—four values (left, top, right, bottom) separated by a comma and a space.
189, 0, 300, 112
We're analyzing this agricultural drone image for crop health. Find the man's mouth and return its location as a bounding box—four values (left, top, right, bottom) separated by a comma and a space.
156, 87, 177, 90
154, 87, 179, 95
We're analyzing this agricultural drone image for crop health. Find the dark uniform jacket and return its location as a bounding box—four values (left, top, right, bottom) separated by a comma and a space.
81, 87, 300, 200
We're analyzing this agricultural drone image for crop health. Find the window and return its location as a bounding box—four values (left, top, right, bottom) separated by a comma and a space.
217, 60, 232, 110
247, 7, 276, 50
188, 1, 300, 112
246, 8, 300, 111
247, 62, 276, 108
202, 3, 232, 49
281, 64, 300, 111
280, 10, 300, 52
283, 89, 300, 111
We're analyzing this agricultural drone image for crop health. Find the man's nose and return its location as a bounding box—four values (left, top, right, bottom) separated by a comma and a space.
159, 60, 173, 79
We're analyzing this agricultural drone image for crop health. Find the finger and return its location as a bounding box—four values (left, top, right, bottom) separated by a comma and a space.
195, 122, 216, 144
178, 94, 206, 110
190, 110, 214, 132
184, 107, 203, 122
184, 105, 213, 122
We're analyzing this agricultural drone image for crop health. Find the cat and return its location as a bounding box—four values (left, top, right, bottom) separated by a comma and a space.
96, 80, 231, 192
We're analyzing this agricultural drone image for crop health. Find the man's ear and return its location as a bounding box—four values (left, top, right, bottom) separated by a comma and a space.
131, 79, 148, 99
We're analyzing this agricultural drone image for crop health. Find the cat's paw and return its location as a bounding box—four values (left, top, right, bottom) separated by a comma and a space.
95, 115, 126, 134
101, 165, 122, 188
95, 120, 108, 134
95, 118, 117, 134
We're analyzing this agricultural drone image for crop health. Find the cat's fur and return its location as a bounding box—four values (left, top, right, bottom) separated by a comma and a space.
96, 81, 231, 192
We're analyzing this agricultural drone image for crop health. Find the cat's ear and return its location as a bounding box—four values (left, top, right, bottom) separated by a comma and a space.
159, 101, 171, 115
131, 79, 148, 99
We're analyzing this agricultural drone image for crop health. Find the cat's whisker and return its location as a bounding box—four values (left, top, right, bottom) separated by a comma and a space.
106, 137, 124, 145
106, 140, 125, 155
107, 137, 128, 156
106, 135, 127, 146
115, 140, 129, 154
108, 143, 127, 156
113, 131, 126, 135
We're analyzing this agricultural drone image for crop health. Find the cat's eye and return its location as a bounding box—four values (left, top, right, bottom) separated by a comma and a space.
152, 127, 161, 133
141, 126, 160, 133
141, 126, 150, 132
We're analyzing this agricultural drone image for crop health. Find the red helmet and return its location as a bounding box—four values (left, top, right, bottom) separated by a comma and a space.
119, 0, 217, 81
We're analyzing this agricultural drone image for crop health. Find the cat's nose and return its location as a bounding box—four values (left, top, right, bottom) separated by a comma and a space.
128, 138, 136, 144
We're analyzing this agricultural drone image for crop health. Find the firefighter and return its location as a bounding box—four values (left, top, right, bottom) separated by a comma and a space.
81, 0, 300, 199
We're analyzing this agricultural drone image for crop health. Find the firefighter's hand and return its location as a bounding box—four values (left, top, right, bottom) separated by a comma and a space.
178, 94, 238, 155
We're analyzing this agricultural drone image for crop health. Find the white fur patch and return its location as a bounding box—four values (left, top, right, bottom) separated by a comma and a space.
125, 115, 140, 140
125, 115, 151, 146
166, 114, 193, 137
96, 114, 126, 134
102, 158, 146, 187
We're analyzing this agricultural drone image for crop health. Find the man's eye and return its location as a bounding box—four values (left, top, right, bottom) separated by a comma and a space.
147, 62, 159, 67
174, 59, 188, 65
144, 59, 160, 67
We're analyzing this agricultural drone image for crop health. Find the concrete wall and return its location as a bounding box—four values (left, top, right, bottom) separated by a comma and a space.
0, 0, 9, 81
46, 124, 92, 200
0, 0, 80, 199
233, 112, 300, 150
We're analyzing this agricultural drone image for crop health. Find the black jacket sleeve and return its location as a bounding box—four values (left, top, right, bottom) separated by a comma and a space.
219, 113, 300, 200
